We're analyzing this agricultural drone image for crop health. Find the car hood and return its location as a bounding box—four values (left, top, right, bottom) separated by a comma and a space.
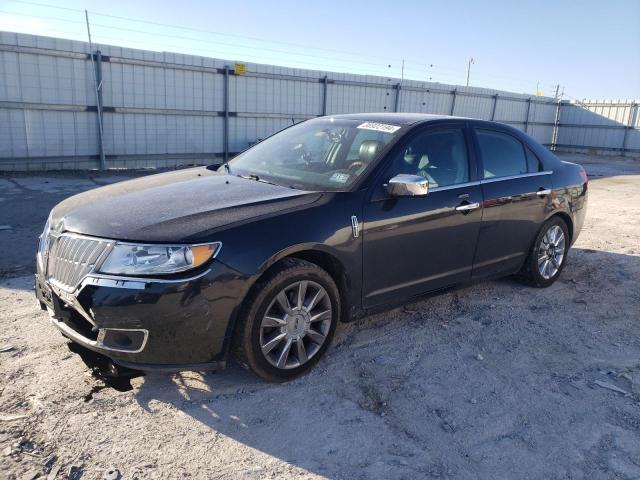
50, 167, 321, 242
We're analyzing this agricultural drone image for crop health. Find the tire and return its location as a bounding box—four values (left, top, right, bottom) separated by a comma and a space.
233, 258, 340, 382
518, 216, 570, 288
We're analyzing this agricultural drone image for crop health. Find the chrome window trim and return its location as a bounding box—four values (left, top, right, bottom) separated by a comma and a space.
430, 181, 481, 192
480, 170, 553, 184
423, 171, 553, 193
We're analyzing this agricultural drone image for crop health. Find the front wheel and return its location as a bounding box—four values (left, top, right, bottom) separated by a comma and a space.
518, 216, 570, 287
233, 259, 339, 382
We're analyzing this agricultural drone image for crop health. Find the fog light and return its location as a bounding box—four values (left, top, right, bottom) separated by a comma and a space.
97, 329, 147, 353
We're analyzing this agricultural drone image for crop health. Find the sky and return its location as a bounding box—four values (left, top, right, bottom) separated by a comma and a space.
0, 0, 638, 99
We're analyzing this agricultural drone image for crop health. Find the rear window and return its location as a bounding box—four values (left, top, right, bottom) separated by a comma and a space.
475, 129, 527, 179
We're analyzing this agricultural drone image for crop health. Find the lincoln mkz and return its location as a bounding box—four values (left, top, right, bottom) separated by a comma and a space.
35, 114, 588, 381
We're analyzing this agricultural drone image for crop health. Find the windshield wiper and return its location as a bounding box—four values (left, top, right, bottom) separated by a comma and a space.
237, 173, 280, 187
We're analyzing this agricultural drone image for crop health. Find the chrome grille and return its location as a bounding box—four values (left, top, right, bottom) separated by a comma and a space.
46, 234, 112, 292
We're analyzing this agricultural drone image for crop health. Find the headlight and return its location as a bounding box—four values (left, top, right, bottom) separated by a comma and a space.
98, 242, 221, 276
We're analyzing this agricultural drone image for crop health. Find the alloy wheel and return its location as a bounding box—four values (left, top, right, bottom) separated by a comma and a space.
259, 280, 332, 369
537, 225, 566, 280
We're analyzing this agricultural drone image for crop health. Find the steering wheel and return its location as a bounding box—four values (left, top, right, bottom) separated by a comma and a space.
292, 143, 312, 166
348, 160, 366, 171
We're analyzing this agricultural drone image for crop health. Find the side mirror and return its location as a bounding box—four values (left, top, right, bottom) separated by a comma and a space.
385, 174, 429, 197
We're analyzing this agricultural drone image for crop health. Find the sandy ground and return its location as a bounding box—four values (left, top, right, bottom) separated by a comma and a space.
0, 153, 639, 480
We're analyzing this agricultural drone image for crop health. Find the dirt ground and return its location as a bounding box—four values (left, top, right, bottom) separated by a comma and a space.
0, 153, 639, 480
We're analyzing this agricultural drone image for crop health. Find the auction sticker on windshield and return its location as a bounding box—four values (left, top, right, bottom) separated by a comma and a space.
357, 122, 401, 133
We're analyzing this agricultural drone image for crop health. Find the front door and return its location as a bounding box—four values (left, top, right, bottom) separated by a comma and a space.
362, 126, 483, 308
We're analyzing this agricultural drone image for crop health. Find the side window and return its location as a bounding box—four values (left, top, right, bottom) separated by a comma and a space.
388, 128, 469, 188
525, 146, 543, 173
475, 129, 527, 179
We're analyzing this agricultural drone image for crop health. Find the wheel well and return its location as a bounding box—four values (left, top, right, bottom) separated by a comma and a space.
248, 250, 351, 321
551, 212, 574, 242
287, 250, 351, 322
227, 249, 351, 356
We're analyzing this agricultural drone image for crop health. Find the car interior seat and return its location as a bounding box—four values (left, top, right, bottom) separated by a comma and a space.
351, 140, 384, 173
359, 140, 384, 163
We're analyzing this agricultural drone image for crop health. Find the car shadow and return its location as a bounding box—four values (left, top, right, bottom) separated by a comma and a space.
119, 246, 640, 478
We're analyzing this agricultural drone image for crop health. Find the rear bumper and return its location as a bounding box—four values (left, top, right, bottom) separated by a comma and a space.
35, 260, 246, 371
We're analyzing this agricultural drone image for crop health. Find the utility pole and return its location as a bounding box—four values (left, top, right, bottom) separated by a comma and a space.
85, 10, 106, 170
400, 59, 405, 85
466, 57, 474, 87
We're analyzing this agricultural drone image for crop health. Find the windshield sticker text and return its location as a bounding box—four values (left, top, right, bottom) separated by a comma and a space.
357, 122, 401, 133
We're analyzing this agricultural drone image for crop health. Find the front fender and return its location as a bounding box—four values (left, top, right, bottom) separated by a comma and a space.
212, 190, 366, 345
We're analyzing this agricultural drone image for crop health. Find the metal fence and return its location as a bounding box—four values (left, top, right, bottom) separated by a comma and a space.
0, 32, 638, 171
556, 99, 639, 155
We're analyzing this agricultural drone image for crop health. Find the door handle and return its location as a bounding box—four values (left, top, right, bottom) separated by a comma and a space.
536, 188, 552, 196
455, 202, 480, 212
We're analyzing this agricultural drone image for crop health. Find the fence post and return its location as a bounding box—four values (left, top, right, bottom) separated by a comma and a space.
322, 75, 328, 116
394, 83, 401, 112
524, 97, 531, 133
621, 102, 637, 156
450, 89, 457, 115
551, 99, 562, 151
491, 94, 498, 121
223, 66, 230, 162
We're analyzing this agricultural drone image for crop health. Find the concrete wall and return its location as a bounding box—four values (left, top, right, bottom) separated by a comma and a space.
1, 32, 637, 171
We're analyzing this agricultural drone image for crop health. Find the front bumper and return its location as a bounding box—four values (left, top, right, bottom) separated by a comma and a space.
35, 261, 246, 371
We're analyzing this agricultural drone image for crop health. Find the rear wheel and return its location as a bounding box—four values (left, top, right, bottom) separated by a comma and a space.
233, 259, 339, 382
519, 216, 570, 287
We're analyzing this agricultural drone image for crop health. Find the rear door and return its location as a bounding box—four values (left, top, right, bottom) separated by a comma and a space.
471, 126, 553, 278
361, 124, 483, 308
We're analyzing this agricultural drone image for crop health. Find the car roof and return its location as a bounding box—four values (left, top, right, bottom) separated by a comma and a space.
324, 112, 471, 125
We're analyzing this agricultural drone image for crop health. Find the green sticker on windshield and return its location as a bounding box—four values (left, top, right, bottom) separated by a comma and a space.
330, 172, 350, 184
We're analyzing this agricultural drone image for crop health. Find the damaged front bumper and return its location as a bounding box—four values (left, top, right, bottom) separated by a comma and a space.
35, 261, 245, 372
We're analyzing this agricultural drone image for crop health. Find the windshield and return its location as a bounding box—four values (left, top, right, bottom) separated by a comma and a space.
227, 118, 401, 191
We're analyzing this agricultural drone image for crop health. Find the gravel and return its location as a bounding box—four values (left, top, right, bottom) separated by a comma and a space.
1, 153, 639, 479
